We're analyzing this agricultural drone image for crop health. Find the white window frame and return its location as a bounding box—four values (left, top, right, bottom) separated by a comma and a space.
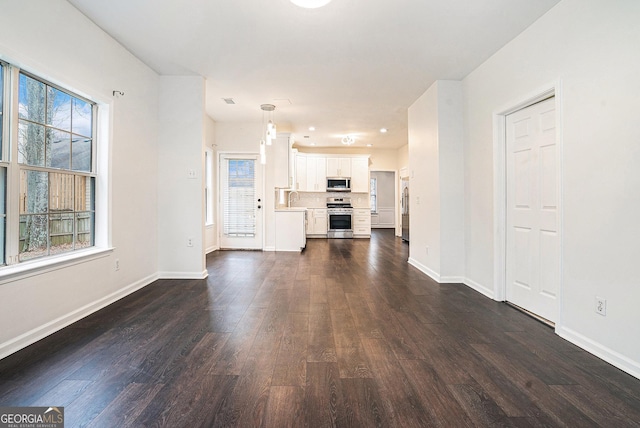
0, 60, 112, 283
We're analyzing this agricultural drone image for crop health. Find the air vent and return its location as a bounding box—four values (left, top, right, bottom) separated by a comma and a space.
222, 98, 236, 105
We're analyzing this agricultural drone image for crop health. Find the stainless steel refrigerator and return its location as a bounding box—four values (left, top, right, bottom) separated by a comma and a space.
401, 179, 409, 242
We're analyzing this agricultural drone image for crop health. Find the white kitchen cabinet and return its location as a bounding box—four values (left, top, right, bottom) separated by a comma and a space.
306, 208, 327, 236
295, 153, 307, 191
350, 157, 369, 193
353, 208, 371, 237
275, 209, 306, 251
326, 157, 351, 177
306, 157, 327, 191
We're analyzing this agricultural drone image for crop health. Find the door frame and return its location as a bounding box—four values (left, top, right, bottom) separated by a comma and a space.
492, 81, 564, 326
369, 169, 397, 230
217, 151, 266, 250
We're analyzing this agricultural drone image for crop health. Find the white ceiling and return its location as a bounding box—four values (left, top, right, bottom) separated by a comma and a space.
67, 0, 560, 149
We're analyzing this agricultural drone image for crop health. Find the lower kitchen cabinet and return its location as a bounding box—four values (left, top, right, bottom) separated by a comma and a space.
353, 208, 371, 237
275, 210, 306, 251
306, 208, 327, 237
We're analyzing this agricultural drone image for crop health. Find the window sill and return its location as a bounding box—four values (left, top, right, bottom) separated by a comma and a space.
0, 247, 114, 285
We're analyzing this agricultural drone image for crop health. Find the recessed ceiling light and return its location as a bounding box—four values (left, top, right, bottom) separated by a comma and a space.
310, 143, 316, 146
366, 144, 373, 147
309, 126, 315, 131
290, 0, 332, 8
380, 128, 388, 133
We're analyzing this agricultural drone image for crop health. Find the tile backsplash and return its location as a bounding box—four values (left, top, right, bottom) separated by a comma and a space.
289, 191, 370, 209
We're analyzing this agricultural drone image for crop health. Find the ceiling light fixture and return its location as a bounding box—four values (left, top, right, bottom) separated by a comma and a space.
341, 135, 355, 146
380, 128, 388, 133
260, 104, 277, 145
290, 0, 332, 9
309, 126, 315, 131
366, 144, 373, 147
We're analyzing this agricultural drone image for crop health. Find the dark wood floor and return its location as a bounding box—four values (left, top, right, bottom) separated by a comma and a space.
1, 230, 640, 427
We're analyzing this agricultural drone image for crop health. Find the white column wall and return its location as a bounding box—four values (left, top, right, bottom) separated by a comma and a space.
407, 83, 441, 277
437, 81, 465, 281
157, 76, 206, 278
463, 0, 640, 376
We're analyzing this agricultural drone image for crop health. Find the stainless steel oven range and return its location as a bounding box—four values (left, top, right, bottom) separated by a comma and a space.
326, 197, 353, 238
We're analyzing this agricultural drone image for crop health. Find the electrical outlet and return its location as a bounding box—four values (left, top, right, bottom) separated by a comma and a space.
187, 238, 193, 247
114, 259, 120, 271
187, 169, 197, 179
595, 297, 606, 316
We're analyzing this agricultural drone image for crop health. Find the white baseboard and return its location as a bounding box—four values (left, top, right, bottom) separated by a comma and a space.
158, 270, 208, 280
408, 257, 442, 282
0, 272, 158, 360
263, 246, 276, 252
556, 326, 640, 380
205, 245, 218, 254
441, 276, 465, 284
463, 277, 495, 299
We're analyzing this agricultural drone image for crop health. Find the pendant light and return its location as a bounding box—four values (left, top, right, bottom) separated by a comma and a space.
260, 139, 266, 165
261, 104, 276, 145
290, 0, 332, 8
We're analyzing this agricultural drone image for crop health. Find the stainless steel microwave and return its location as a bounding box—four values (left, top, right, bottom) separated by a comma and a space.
327, 177, 351, 192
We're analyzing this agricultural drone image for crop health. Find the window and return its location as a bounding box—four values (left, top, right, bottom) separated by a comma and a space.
370, 177, 377, 213
221, 158, 256, 237
0, 62, 97, 266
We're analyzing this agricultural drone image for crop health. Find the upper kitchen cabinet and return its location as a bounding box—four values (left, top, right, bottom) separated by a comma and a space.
295, 153, 369, 193
350, 157, 370, 193
326, 158, 351, 177
295, 153, 307, 191
295, 154, 326, 191
306, 156, 327, 192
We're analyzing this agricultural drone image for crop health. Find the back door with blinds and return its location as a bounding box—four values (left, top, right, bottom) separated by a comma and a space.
219, 154, 263, 249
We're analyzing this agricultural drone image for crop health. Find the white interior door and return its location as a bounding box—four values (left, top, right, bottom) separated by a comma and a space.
219, 154, 263, 249
506, 97, 558, 322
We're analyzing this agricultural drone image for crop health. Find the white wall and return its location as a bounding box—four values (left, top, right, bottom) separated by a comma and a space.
407, 83, 441, 278
0, 0, 160, 357
463, 0, 640, 377
408, 81, 464, 281
437, 81, 465, 280
214, 122, 275, 249
157, 76, 206, 278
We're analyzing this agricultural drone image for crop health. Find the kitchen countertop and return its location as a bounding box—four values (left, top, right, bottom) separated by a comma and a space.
275, 207, 308, 212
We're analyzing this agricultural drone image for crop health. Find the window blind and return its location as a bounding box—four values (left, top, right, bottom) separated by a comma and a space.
222, 158, 256, 237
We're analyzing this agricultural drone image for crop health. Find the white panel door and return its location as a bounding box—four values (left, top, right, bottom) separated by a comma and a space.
506, 97, 558, 322
219, 154, 263, 249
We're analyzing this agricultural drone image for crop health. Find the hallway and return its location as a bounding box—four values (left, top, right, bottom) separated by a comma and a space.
0, 230, 639, 426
